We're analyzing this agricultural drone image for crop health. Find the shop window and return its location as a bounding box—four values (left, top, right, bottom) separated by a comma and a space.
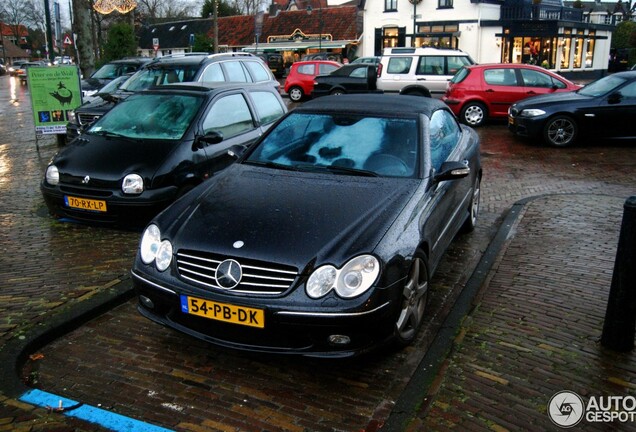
438, 0, 453, 8
585, 32, 595, 68
560, 31, 571, 69
573, 31, 584, 68
383, 27, 400, 48
417, 36, 456, 49
384, 0, 397, 12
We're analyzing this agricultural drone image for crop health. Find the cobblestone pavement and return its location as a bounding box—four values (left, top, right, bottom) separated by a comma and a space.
1, 74, 635, 431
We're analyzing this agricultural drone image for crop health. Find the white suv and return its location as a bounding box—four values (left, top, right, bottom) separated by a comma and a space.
377, 47, 475, 98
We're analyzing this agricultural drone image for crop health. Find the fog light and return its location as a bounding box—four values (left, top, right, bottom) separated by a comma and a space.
328, 335, 351, 346
140, 295, 154, 309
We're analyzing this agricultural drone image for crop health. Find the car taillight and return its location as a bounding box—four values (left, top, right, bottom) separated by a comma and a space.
377, 63, 383, 77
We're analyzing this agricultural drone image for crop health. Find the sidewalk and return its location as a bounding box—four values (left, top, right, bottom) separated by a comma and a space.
401, 194, 636, 431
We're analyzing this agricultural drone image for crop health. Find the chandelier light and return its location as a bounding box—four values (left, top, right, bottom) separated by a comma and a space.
93, 0, 137, 14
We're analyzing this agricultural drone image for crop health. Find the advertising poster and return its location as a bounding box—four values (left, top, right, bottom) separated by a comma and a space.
27, 66, 82, 135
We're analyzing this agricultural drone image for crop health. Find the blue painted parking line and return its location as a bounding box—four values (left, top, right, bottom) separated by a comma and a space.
20, 389, 174, 432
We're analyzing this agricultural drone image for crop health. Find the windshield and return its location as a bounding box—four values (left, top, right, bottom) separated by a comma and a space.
88, 93, 203, 140
91, 64, 125, 79
578, 75, 628, 97
121, 66, 199, 91
246, 112, 419, 178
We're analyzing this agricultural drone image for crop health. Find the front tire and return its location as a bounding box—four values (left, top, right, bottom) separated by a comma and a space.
393, 255, 430, 347
462, 176, 481, 232
288, 86, 304, 102
460, 102, 487, 127
543, 115, 578, 147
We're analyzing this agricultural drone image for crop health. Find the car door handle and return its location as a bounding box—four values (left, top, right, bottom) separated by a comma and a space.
527, 91, 537, 94
485, 89, 494, 92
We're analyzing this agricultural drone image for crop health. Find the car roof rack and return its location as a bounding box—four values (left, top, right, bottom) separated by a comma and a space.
207, 52, 255, 59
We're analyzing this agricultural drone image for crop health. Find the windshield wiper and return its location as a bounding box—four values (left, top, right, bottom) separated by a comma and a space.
91, 130, 133, 140
244, 160, 300, 172
324, 165, 379, 177
292, 163, 378, 177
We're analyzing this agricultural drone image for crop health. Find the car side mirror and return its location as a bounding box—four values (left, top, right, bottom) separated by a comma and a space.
194, 131, 224, 149
607, 92, 622, 104
433, 161, 470, 183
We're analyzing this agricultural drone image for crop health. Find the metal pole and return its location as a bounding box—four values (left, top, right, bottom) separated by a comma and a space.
601, 196, 636, 351
44, 0, 56, 62
213, 0, 218, 53
0, 21, 6, 65
319, 7, 322, 51
413, 0, 416, 47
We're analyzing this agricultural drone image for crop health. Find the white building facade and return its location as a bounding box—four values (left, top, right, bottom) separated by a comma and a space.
358, 0, 615, 79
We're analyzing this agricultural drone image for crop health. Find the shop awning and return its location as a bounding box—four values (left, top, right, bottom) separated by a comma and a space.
243, 41, 354, 52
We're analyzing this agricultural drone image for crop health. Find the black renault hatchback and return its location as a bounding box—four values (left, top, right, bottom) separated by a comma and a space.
41, 82, 287, 227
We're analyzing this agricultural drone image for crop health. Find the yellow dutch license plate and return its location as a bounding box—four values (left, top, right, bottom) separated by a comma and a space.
64, 195, 107, 212
180, 295, 264, 328
508, 116, 515, 126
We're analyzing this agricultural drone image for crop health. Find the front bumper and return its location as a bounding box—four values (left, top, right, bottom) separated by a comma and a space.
507, 115, 544, 138
40, 181, 178, 227
132, 268, 401, 358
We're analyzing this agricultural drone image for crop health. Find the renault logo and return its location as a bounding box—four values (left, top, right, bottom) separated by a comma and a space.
82, 175, 90, 184
215, 259, 242, 289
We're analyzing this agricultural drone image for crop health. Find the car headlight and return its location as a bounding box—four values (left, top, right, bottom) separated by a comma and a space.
155, 240, 173, 271
122, 174, 143, 194
306, 255, 380, 299
45, 165, 59, 185
67, 110, 77, 123
140, 224, 161, 264
139, 224, 173, 271
520, 109, 546, 117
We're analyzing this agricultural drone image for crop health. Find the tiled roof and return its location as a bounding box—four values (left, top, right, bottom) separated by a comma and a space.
138, 19, 212, 50
0, 22, 28, 38
0, 37, 30, 59
137, 6, 360, 50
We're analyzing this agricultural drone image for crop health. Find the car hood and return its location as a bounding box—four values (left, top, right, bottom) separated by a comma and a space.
82, 77, 110, 92
158, 164, 419, 271
514, 90, 591, 108
53, 135, 182, 185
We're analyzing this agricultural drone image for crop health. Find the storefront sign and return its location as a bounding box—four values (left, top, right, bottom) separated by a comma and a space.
268, 28, 332, 43
27, 66, 82, 135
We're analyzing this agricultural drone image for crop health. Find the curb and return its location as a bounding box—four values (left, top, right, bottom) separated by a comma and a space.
380, 196, 533, 430
0, 276, 135, 398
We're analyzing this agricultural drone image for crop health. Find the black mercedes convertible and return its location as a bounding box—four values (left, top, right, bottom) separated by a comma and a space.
132, 93, 482, 357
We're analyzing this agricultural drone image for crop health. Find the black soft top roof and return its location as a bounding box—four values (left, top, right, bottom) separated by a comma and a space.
296, 93, 447, 118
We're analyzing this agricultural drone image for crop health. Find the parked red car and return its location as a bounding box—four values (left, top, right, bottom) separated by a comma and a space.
442, 64, 580, 127
284, 60, 341, 102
